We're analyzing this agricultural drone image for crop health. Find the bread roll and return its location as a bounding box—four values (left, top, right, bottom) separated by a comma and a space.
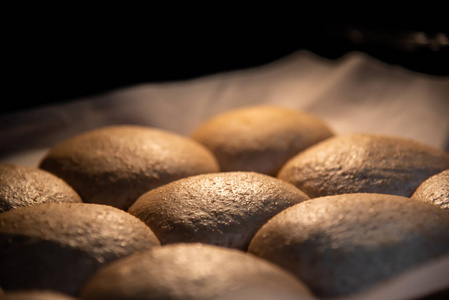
80, 243, 314, 300
412, 169, 449, 212
0, 203, 160, 296
39, 125, 219, 210
248, 193, 449, 297
278, 133, 449, 198
128, 172, 309, 250
0, 163, 82, 213
191, 106, 333, 175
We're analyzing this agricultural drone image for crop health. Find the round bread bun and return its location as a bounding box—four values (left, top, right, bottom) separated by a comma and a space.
0, 163, 82, 213
278, 133, 449, 198
248, 193, 449, 297
3, 291, 77, 300
39, 125, 219, 210
80, 243, 314, 300
191, 106, 333, 176
0, 203, 160, 296
412, 169, 449, 212
128, 172, 309, 250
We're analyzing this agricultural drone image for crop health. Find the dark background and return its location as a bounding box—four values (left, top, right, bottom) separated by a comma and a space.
4, 21, 448, 115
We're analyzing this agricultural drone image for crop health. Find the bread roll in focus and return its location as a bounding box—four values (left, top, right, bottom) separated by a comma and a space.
0, 163, 82, 213
412, 169, 449, 212
129, 172, 309, 250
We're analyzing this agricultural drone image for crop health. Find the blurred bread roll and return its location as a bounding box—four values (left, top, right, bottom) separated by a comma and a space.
128, 172, 309, 250
412, 169, 449, 212
80, 243, 314, 300
248, 193, 449, 297
278, 133, 449, 198
191, 106, 333, 175
0, 163, 82, 213
0, 203, 160, 296
39, 125, 219, 210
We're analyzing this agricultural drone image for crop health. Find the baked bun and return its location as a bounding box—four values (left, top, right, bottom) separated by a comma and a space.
128, 172, 309, 250
191, 106, 333, 175
3, 291, 77, 300
80, 243, 314, 300
39, 125, 219, 210
412, 169, 449, 212
0, 203, 160, 296
278, 133, 449, 198
0, 164, 82, 213
248, 193, 449, 297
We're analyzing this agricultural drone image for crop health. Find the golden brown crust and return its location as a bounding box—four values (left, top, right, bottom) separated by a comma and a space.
80, 243, 314, 300
278, 133, 449, 198
128, 172, 309, 250
39, 125, 219, 210
191, 106, 333, 176
0, 163, 82, 213
0, 203, 160, 296
248, 193, 449, 297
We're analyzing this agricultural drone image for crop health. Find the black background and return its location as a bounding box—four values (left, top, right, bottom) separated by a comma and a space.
4, 20, 448, 115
